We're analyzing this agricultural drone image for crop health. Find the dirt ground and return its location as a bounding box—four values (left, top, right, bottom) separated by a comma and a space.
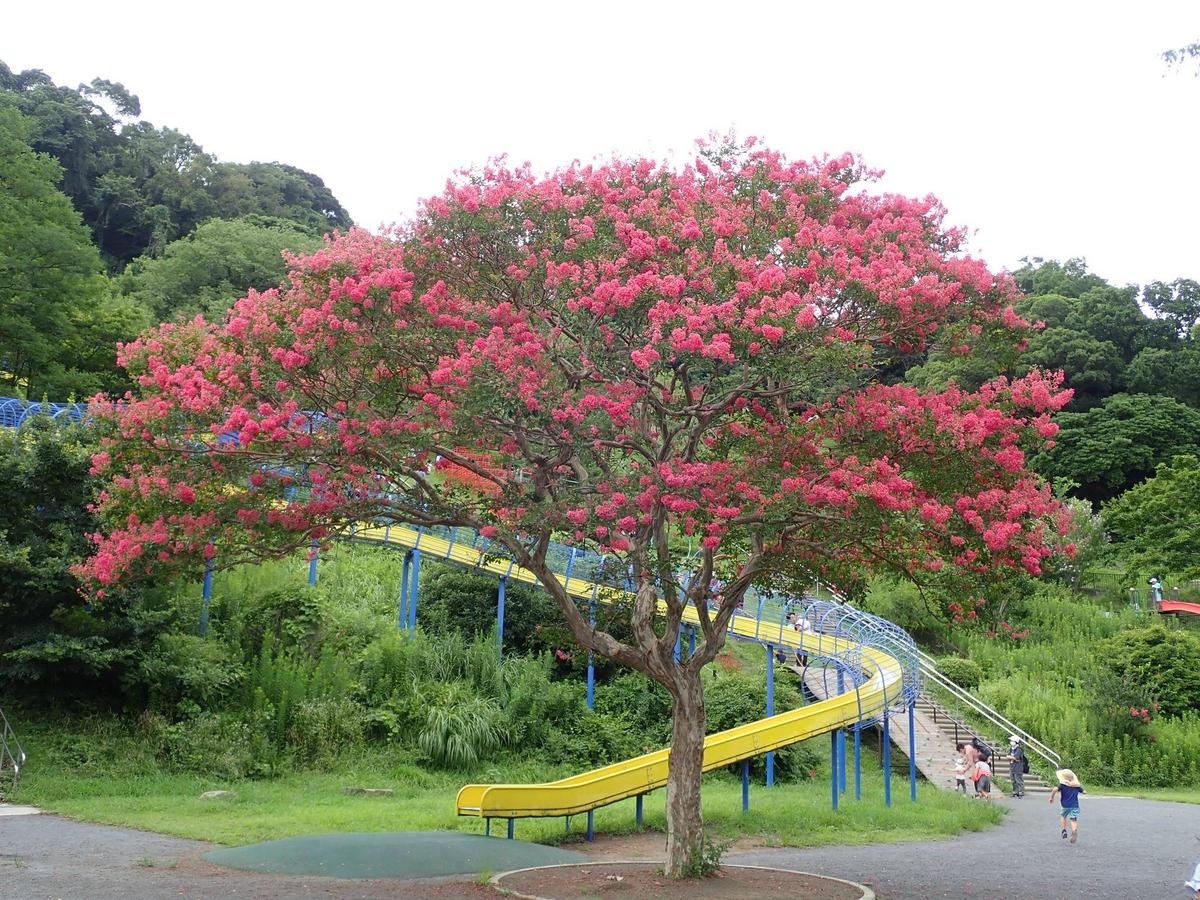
494, 862, 866, 899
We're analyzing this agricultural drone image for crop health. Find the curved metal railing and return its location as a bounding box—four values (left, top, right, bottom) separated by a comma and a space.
0, 398, 88, 429
816, 582, 1059, 768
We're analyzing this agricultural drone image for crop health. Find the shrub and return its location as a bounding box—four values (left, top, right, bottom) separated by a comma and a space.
936, 656, 983, 690
145, 709, 275, 779
1095, 625, 1200, 717
704, 671, 802, 734
543, 711, 642, 767
862, 578, 949, 645
417, 564, 559, 656
235, 586, 324, 656
593, 672, 672, 745
288, 697, 366, 765
500, 654, 585, 747
136, 633, 243, 712
417, 684, 508, 769
1083, 666, 1159, 737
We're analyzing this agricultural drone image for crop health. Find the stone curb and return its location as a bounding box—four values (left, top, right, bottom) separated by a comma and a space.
489, 860, 875, 899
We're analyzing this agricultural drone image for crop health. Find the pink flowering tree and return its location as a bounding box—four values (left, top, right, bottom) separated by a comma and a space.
79, 140, 1070, 876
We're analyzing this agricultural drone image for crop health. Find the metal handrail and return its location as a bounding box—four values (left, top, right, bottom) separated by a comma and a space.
915, 649, 1060, 768
815, 583, 1059, 769
0, 705, 26, 793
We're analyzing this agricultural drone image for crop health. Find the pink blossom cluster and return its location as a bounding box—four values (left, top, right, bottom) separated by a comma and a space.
77, 139, 1070, 619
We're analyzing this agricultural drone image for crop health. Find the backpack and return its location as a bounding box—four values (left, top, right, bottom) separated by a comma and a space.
1022, 756, 1031, 774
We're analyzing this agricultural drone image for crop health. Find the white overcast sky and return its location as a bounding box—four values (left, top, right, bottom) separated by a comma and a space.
6, 1, 1198, 287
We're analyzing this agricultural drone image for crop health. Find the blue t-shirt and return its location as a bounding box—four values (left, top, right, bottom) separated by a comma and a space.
1057, 784, 1083, 809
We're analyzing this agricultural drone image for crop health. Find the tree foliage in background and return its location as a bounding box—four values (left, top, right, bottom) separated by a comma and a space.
907, 258, 1200, 500
0, 419, 164, 696
1103, 454, 1200, 580
118, 216, 323, 322
0, 102, 146, 397
1032, 394, 1200, 504
0, 60, 351, 270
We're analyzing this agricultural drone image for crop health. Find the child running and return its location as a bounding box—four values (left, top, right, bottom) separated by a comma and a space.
1049, 768, 1084, 843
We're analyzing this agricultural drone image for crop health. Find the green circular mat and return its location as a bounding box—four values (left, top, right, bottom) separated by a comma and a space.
204, 830, 589, 879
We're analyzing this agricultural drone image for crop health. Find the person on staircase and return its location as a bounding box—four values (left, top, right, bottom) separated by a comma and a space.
953, 748, 969, 794
1006, 735, 1026, 798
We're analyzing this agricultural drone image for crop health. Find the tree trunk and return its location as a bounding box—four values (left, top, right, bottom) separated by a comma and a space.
663, 668, 707, 878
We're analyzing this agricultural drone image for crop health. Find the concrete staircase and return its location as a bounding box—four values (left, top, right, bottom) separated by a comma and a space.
913, 694, 1052, 795
792, 663, 1050, 796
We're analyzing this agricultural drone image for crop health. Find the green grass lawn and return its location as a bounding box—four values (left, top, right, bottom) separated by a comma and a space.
14, 740, 1002, 849
1091, 786, 1200, 805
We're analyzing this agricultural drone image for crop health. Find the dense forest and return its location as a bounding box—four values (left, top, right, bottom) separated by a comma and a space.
0, 60, 350, 398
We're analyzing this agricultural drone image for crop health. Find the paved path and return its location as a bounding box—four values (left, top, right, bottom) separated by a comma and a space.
3, 795, 1198, 898
0, 814, 488, 899
731, 793, 1200, 899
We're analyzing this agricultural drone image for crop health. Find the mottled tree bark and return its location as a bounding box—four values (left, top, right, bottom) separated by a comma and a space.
664, 668, 706, 878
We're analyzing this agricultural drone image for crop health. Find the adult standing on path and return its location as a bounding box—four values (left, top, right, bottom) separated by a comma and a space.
1007, 735, 1026, 798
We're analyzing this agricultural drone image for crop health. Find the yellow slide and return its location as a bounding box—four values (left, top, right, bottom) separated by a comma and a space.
351, 524, 907, 821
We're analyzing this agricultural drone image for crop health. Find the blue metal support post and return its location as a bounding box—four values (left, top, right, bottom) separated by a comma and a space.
635, 795, 643, 826
854, 727, 862, 800
765, 645, 775, 786
406, 548, 421, 632
742, 759, 750, 811
883, 714, 892, 807
199, 555, 214, 637
507, 818, 514, 840
496, 577, 507, 661
831, 729, 839, 811
688, 626, 696, 658
673, 629, 681, 663
399, 552, 411, 630
908, 701, 918, 802
586, 599, 596, 710
308, 538, 319, 586
838, 730, 847, 794
837, 670, 847, 794
586, 810, 594, 841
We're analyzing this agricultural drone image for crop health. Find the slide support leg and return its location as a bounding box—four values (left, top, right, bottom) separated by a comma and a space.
883, 715, 892, 807
199, 555, 214, 637
496, 576, 507, 661
839, 730, 847, 794
636, 794, 643, 826
909, 701, 918, 802
766, 645, 775, 787
407, 549, 421, 632
831, 730, 839, 811
507, 818, 514, 840
586, 599, 596, 710
308, 538, 319, 586
742, 759, 750, 811
399, 552, 410, 630
854, 728, 862, 801
586, 810, 594, 842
